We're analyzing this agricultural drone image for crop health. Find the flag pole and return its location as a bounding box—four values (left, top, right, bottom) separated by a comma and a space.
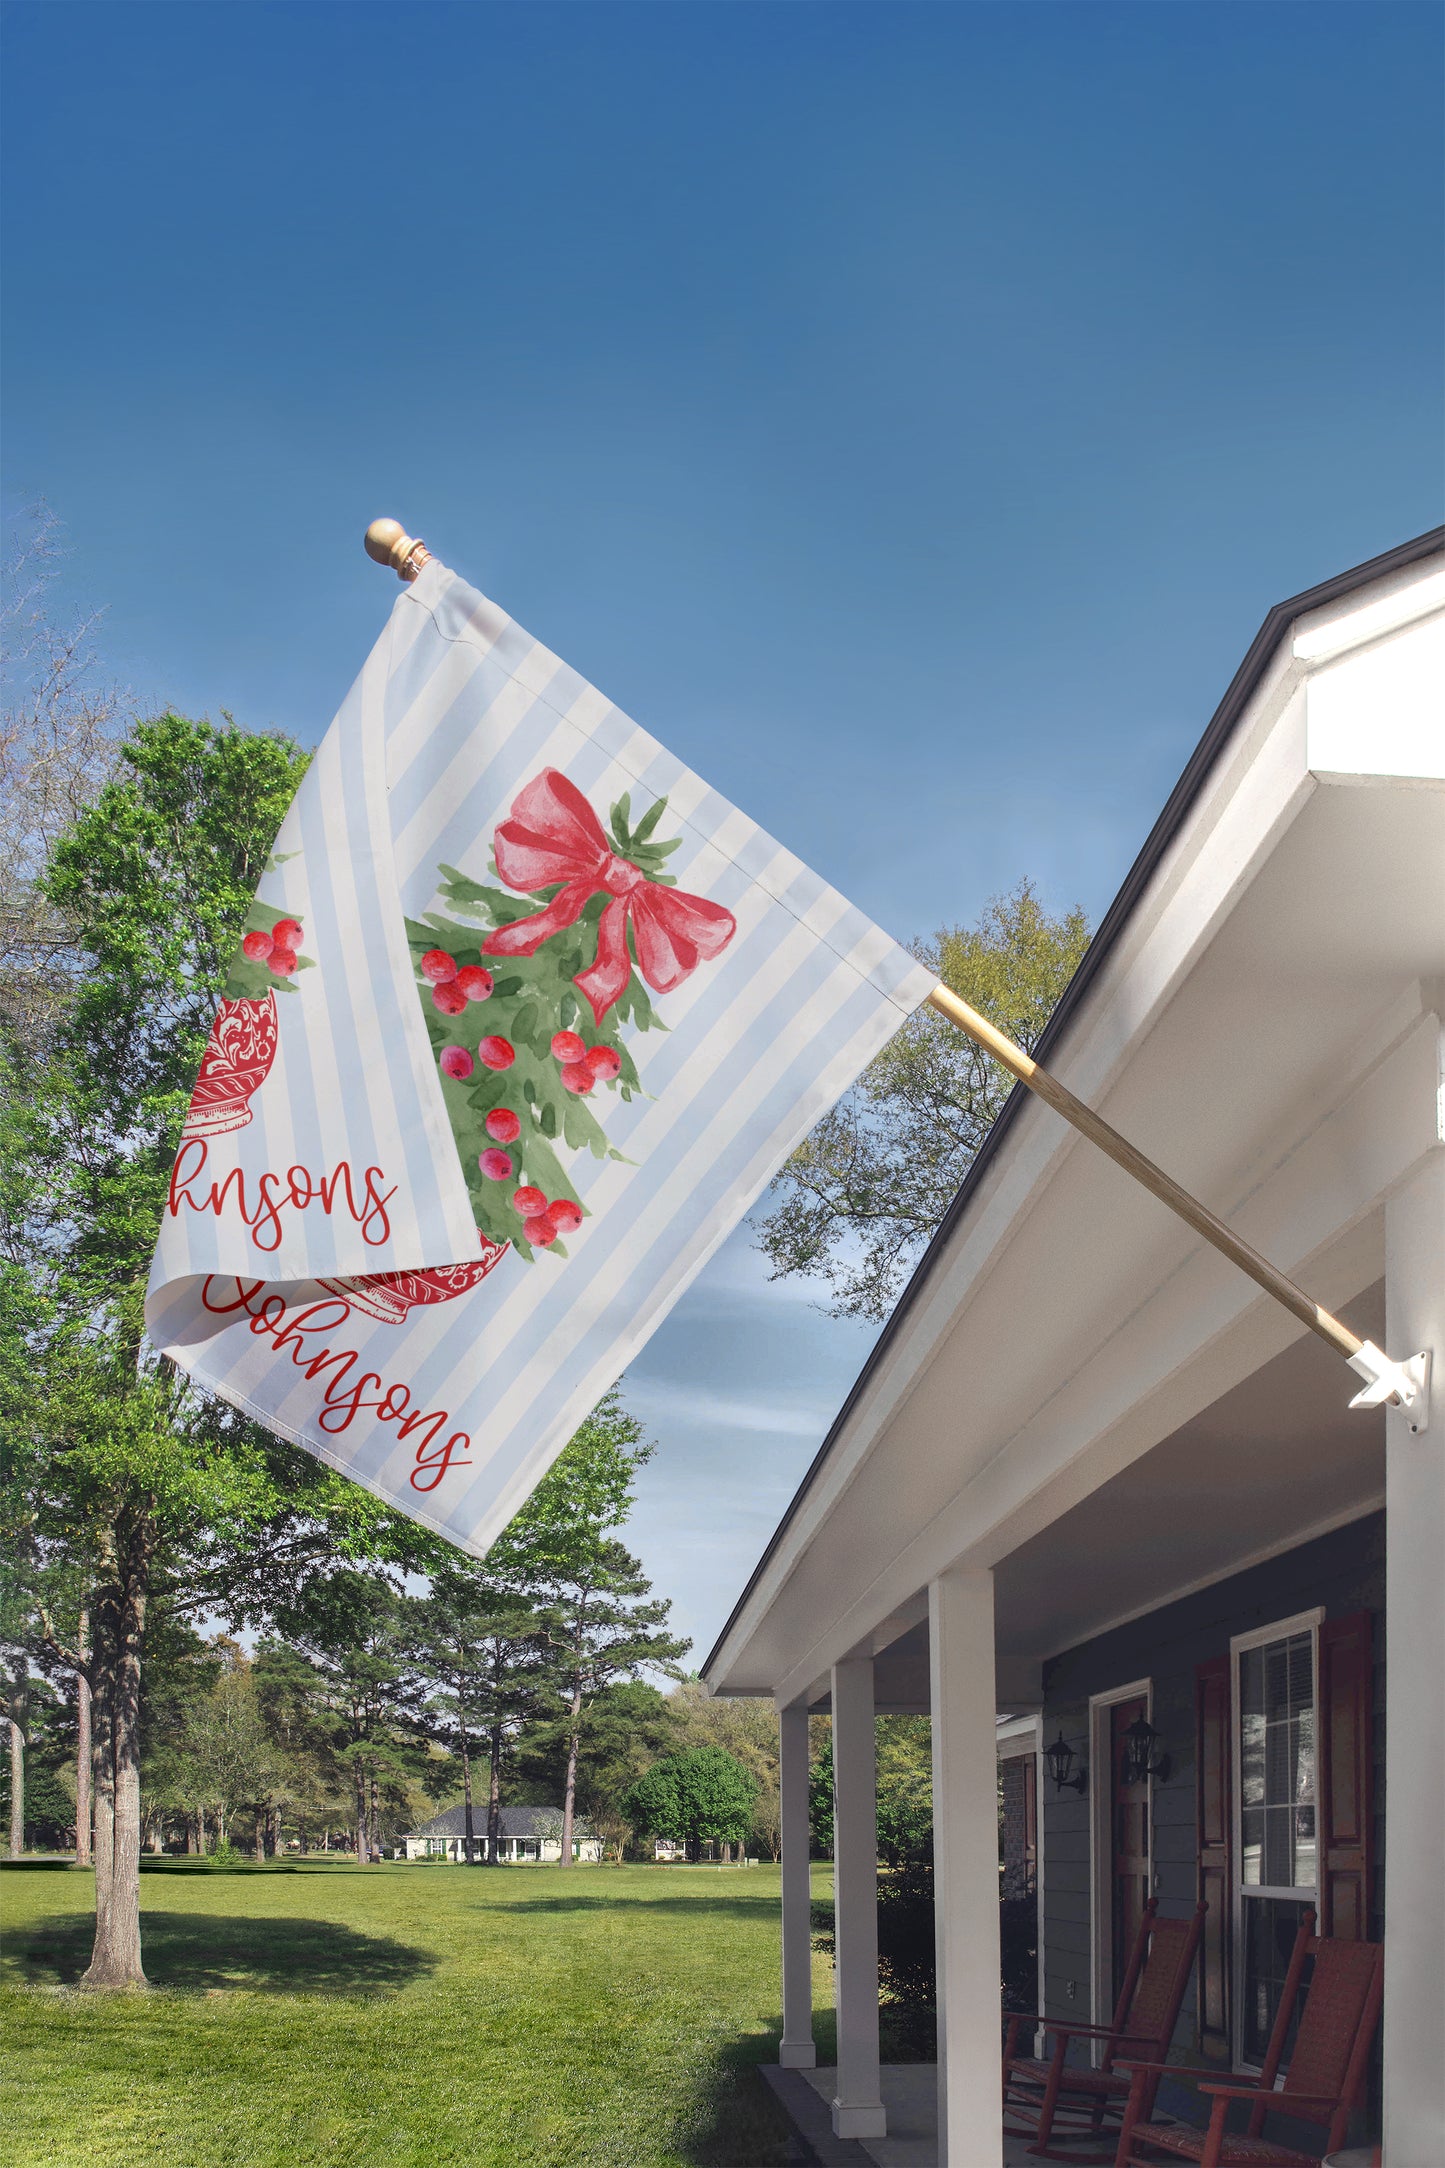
925, 984, 1427, 1422
357, 519, 1426, 1425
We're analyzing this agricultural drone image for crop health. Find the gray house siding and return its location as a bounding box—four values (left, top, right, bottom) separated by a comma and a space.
1036, 1509, 1385, 2054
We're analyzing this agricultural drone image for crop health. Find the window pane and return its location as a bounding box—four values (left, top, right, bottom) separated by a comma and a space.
1238, 1629, 1316, 1888
1293, 1805, 1316, 1889
1267, 1805, 1298, 1886
1241, 1897, 1312, 2066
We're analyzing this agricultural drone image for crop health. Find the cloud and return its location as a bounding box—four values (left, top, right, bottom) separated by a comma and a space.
624, 1375, 831, 1440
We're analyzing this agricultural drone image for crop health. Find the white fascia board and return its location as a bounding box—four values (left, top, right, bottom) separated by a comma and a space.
1305, 608, 1445, 787
1292, 565, 1445, 662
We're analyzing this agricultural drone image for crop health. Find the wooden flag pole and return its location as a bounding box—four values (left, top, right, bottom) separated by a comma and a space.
926, 983, 1428, 1423
358, 519, 1426, 1422
925, 984, 1365, 1356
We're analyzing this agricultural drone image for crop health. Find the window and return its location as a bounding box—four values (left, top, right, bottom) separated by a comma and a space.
1232, 1614, 1320, 2067
425, 1838, 447, 1857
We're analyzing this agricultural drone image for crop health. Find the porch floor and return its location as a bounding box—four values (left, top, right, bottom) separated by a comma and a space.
764, 2064, 1038, 2168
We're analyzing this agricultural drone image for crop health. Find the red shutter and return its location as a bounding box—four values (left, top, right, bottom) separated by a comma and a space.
1317, 1610, 1373, 1941
1195, 1654, 1232, 2061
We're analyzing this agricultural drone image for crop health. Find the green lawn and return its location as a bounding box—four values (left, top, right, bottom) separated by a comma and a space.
2, 1858, 836, 2168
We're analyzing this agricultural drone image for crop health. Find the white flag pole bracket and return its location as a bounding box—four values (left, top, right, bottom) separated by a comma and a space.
925, 983, 1432, 1429
1347, 1344, 1431, 1433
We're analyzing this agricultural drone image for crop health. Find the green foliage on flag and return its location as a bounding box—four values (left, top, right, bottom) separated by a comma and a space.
403, 793, 682, 1259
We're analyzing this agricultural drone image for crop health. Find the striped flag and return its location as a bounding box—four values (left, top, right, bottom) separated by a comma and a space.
147, 557, 934, 1555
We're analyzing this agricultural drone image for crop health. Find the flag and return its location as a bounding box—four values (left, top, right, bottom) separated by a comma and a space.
147, 558, 935, 1555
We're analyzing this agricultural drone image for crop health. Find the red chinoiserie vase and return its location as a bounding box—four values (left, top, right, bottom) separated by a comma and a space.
320, 1234, 509, 1325
182, 994, 279, 1138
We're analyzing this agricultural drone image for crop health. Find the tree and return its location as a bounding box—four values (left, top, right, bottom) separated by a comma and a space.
278, 1569, 428, 1864
622, 1745, 759, 1863
758, 883, 1091, 1317
408, 1559, 547, 1865
0, 504, 121, 1051
807, 1715, 933, 1865
490, 1394, 688, 1865
664, 1678, 782, 1859
171, 1647, 278, 1850
2, 711, 442, 1982
509, 1676, 675, 1860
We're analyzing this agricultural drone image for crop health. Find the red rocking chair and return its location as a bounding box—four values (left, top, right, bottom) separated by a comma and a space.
1112, 1910, 1383, 2167
1003, 1900, 1207, 2162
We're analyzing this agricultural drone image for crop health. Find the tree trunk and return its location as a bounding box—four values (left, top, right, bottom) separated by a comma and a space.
368, 1772, 379, 1859
253, 1812, 265, 1863
75, 1608, 92, 1867
81, 1526, 150, 1987
560, 1688, 582, 1869
354, 1767, 370, 1864
487, 1723, 503, 1865
460, 1732, 476, 1865
7, 1697, 24, 1858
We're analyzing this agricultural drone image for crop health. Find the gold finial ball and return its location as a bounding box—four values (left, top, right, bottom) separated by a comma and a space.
364, 518, 408, 568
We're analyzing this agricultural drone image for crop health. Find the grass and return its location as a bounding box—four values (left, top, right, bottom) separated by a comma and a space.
1, 1857, 838, 2168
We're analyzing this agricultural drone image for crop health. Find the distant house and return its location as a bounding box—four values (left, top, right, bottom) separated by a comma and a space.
398, 1804, 602, 1863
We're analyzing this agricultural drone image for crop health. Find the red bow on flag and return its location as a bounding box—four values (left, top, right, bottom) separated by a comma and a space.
482, 770, 737, 1023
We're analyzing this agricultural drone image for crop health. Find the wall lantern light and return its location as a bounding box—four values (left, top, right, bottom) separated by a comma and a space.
1044, 1729, 1087, 1795
1122, 1713, 1171, 1787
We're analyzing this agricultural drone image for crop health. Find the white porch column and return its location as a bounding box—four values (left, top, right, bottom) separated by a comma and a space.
830, 1652, 886, 2139
778, 1700, 816, 2067
1384, 1148, 1445, 2168
930, 1564, 1003, 2168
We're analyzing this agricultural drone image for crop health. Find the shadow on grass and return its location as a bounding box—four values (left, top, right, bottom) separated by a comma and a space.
669, 2014, 814, 2168
496, 1891, 780, 1919
10, 1912, 438, 1996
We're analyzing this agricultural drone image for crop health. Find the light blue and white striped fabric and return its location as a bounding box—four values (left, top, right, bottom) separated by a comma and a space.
147, 559, 934, 1556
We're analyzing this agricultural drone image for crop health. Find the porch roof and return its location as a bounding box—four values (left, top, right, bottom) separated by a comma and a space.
704, 533, 1444, 1709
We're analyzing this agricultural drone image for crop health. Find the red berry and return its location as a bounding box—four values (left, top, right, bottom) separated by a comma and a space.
585, 1045, 622, 1081
478, 1148, 513, 1181
433, 982, 468, 1017
455, 965, 494, 1003
440, 1046, 474, 1081
271, 918, 303, 951
550, 1199, 583, 1236
527, 1212, 559, 1247
551, 1030, 586, 1064
513, 1186, 547, 1219
269, 947, 298, 977
485, 1108, 521, 1144
478, 1035, 515, 1071
561, 1061, 594, 1095
242, 929, 274, 961
421, 949, 458, 984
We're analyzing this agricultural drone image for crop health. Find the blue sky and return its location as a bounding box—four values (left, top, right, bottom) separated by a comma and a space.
4, 2, 1440, 1663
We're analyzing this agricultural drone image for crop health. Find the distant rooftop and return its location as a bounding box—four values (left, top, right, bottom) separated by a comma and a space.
404, 1803, 596, 1841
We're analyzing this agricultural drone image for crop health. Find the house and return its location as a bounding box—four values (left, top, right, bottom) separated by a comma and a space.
702, 532, 1444, 2167
398, 1804, 603, 1862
